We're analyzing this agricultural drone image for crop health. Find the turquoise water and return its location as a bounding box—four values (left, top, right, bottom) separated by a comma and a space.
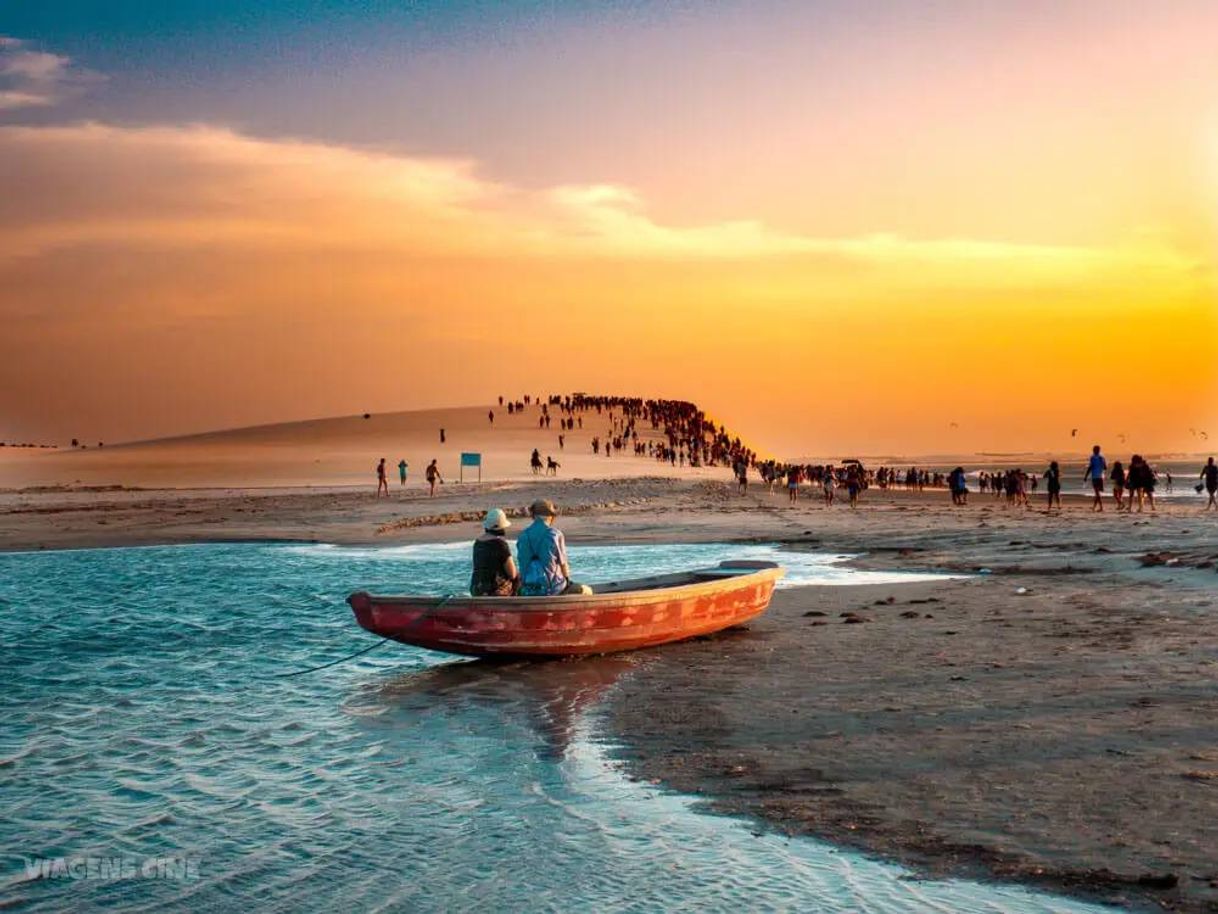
1, 542, 1106, 913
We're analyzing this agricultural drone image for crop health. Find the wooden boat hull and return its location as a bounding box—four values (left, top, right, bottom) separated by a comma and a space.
348, 560, 784, 657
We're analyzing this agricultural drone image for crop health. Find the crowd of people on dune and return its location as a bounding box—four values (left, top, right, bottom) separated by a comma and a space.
512, 392, 758, 479
369, 393, 1218, 515
370, 392, 759, 497
525, 393, 758, 471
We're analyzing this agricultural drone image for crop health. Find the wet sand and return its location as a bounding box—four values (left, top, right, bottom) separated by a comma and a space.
3, 478, 1217, 910
608, 576, 1218, 913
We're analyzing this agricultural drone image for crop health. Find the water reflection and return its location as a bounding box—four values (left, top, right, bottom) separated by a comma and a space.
339, 649, 1114, 914
353, 655, 640, 760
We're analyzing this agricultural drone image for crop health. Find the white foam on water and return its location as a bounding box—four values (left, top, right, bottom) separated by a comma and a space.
278, 540, 960, 591
280, 540, 472, 560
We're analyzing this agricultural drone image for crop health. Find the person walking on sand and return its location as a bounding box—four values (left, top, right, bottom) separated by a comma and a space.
376, 458, 389, 497
440, 428, 446, 444
1083, 445, 1107, 512
786, 465, 802, 503
1124, 455, 1142, 512
846, 463, 862, 509
1126, 454, 1156, 513
1140, 457, 1158, 512
1111, 460, 1126, 511
426, 459, 443, 496
398, 459, 408, 487
488, 410, 495, 425
1200, 457, 1218, 510
948, 467, 967, 506
822, 465, 836, 506
1043, 461, 1062, 512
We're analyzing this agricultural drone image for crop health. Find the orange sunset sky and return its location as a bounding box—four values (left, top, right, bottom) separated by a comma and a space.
1, 1, 1216, 457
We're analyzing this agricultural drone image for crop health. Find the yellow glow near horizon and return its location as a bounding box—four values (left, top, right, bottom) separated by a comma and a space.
0, 117, 1215, 456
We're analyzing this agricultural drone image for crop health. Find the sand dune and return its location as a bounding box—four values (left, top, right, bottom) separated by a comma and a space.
0, 403, 717, 490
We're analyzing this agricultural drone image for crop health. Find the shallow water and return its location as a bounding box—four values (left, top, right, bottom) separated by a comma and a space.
1, 542, 1107, 912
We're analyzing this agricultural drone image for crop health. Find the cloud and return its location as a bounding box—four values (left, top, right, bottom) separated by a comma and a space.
0, 36, 102, 111
0, 120, 1206, 309
0, 119, 1212, 450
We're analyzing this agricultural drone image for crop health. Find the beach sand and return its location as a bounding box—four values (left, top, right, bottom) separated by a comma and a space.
3, 411, 1217, 911
0, 402, 722, 490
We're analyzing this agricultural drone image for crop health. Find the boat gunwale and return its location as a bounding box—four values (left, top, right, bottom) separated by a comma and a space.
349, 564, 785, 612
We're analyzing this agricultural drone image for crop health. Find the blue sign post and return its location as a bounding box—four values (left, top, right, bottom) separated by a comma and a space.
460, 452, 482, 482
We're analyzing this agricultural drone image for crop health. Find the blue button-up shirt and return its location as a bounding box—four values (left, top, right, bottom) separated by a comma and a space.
516, 520, 569, 596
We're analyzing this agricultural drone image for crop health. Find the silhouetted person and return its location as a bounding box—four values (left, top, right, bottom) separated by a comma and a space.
1111, 460, 1126, 511
1043, 461, 1062, 511
1201, 457, 1218, 510
1083, 445, 1107, 512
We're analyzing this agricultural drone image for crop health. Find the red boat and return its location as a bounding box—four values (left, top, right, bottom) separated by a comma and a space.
347, 559, 784, 658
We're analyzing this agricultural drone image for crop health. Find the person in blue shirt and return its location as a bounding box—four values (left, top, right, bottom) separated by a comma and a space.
515, 499, 590, 596
1083, 444, 1107, 512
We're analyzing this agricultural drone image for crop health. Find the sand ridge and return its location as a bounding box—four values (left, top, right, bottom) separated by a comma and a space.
0, 401, 727, 490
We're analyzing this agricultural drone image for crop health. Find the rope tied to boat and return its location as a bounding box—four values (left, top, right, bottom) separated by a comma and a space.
273, 593, 459, 679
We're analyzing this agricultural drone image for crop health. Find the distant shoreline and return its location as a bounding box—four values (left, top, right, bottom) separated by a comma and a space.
4, 478, 1206, 555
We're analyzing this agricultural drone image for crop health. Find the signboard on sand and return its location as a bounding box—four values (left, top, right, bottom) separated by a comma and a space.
460, 452, 481, 482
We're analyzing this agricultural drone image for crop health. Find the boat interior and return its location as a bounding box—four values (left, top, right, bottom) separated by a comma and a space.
588, 560, 780, 595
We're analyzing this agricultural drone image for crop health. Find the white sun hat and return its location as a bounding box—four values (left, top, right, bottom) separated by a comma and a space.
482, 508, 511, 531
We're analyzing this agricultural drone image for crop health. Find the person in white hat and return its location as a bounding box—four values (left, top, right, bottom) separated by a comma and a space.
469, 508, 519, 596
